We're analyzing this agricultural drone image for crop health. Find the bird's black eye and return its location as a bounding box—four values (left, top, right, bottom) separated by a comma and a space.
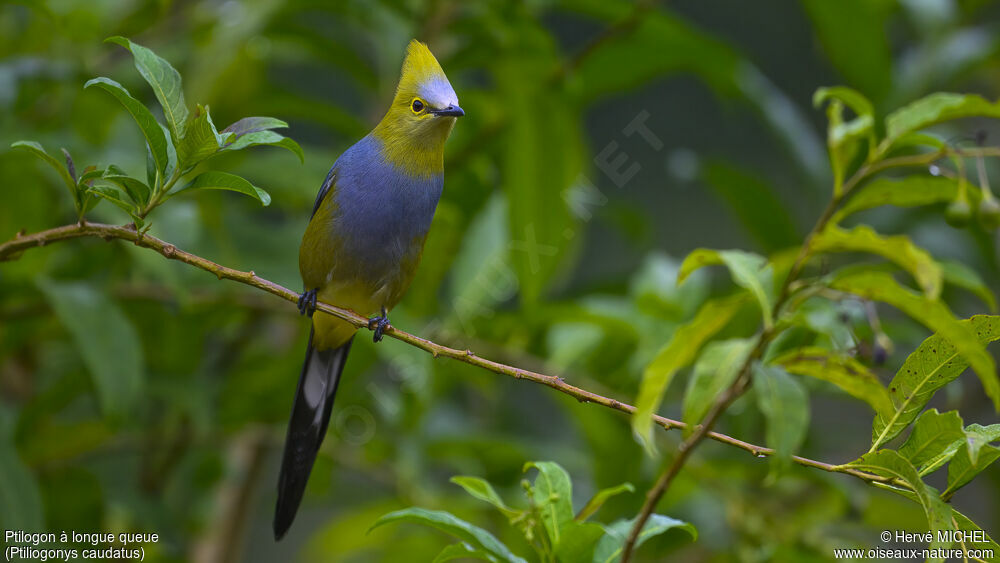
411, 99, 424, 113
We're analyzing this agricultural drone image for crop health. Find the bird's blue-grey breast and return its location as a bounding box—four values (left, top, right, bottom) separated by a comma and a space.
325, 134, 443, 285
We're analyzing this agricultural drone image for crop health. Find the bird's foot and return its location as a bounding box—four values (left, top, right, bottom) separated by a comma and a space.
297, 289, 318, 317
367, 307, 390, 343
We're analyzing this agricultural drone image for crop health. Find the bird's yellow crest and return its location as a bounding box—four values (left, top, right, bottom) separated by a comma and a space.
373, 40, 462, 177
395, 40, 449, 100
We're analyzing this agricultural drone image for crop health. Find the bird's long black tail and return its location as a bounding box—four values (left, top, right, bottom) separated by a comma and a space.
273, 328, 353, 540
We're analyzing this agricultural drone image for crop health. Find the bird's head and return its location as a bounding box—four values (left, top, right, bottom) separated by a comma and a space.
374, 40, 462, 175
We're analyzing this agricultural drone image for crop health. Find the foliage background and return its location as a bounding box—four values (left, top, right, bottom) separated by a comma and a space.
1, 0, 999, 561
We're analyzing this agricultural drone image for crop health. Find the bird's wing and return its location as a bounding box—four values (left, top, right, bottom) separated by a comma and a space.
311, 165, 337, 218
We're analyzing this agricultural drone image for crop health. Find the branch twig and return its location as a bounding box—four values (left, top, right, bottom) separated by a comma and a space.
0, 221, 895, 486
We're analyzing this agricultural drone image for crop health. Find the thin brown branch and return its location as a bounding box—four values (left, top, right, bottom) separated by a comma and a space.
0, 222, 897, 497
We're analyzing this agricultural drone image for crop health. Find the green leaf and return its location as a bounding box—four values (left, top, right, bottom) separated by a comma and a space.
814, 87, 876, 192
633, 294, 747, 453
772, 346, 892, 414
830, 273, 998, 411
682, 338, 754, 433
897, 409, 965, 470
849, 450, 954, 559
811, 225, 943, 298
36, 280, 144, 422
106, 36, 188, 140
754, 364, 809, 473
871, 315, 1000, 450
523, 461, 574, 548
940, 260, 997, 312
0, 439, 44, 531
917, 440, 964, 478
554, 521, 606, 563
173, 171, 271, 206
944, 443, 1000, 499
101, 165, 151, 206
450, 476, 520, 519
369, 508, 526, 563
963, 423, 1000, 465
882, 93, 1000, 153
84, 77, 170, 177
952, 509, 1000, 562
592, 514, 696, 563
831, 176, 958, 224
177, 104, 224, 167
678, 249, 772, 328
85, 184, 137, 216
813, 86, 874, 119
432, 543, 498, 563
576, 483, 634, 522
221, 116, 288, 136
11, 140, 79, 207
220, 129, 304, 163
498, 50, 582, 305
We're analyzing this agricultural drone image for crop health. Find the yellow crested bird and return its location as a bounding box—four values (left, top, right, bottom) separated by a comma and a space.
273, 40, 463, 539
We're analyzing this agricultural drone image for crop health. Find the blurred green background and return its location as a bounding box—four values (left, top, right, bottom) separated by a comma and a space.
1, 0, 999, 561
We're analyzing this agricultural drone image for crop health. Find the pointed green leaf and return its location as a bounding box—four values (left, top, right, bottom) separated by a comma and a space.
849, 450, 954, 560
678, 249, 772, 328
773, 347, 891, 414
450, 476, 520, 519
832, 176, 959, 224
106, 36, 188, 140
830, 273, 998, 411
220, 129, 303, 163
814, 87, 875, 192
897, 409, 965, 470
37, 280, 144, 422
812, 225, 943, 298
882, 93, 1000, 152
432, 543, 498, 563
221, 116, 288, 136
499, 57, 582, 305
917, 440, 964, 477
101, 166, 151, 206
952, 509, 1000, 562
84, 77, 170, 176
177, 104, 223, 167
944, 444, 1000, 499
683, 338, 753, 433
963, 423, 1000, 466
576, 482, 634, 522
173, 171, 270, 206
369, 508, 526, 563
813, 86, 874, 119
633, 294, 747, 453
554, 521, 606, 563
871, 316, 1000, 449
523, 461, 574, 548
85, 184, 137, 215
11, 140, 79, 206
592, 514, 696, 563
754, 364, 809, 473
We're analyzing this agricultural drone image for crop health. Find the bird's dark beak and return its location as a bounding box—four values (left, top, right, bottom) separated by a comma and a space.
432, 104, 465, 117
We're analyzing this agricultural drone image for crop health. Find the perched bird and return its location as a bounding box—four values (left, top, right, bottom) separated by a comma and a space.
273, 40, 463, 540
